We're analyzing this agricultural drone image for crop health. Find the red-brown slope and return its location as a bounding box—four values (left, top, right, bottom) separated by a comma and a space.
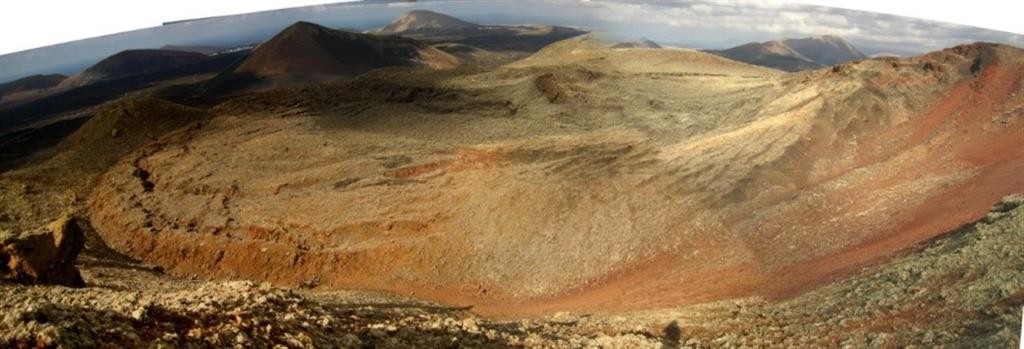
496, 43, 1024, 316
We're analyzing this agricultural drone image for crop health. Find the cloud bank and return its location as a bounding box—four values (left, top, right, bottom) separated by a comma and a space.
1, 0, 1021, 82
586, 1, 1021, 55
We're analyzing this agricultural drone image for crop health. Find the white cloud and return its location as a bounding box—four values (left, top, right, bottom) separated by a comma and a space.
591, 0, 1021, 53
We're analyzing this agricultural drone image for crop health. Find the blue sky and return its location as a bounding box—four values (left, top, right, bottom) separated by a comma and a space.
1, 0, 1021, 82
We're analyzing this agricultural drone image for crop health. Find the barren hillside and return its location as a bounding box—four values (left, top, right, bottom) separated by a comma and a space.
58, 49, 211, 89
74, 38, 1023, 319
611, 38, 662, 49
783, 35, 867, 65
0, 23, 1020, 347
209, 21, 458, 93
709, 35, 868, 71
0, 74, 66, 104
373, 10, 587, 52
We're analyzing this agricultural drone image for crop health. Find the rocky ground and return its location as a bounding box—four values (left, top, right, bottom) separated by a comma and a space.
2, 195, 1020, 348
1, 38, 1022, 348
2, 253, 665, 348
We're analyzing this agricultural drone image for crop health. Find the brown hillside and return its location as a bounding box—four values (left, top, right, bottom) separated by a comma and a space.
708, 40, 820, 71
0, 98, 208, 234
58, 49, 210, 89
376, 10, 479, 35
0, 74, 67, 105
217, 21, 457, 91
84, 35, 1023, 320
374, 11, 587, 53
0, 74, 66, 97
783, 35, 867, 65
709, 36, 867, 71
610, 38, 662, 49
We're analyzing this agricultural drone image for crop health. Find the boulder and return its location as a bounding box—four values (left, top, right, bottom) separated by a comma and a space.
1, 215, 85, 287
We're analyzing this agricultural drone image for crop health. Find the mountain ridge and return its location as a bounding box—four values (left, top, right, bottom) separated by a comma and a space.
610, 38, 662, 49
207, 21, 458, 93
376, 10, 479, 35
57, 49, 211, 89
372, 10, 587, 52
708, 35, 867, 71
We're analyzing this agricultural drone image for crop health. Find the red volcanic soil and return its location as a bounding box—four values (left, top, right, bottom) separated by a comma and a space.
497, 44, 1024, 317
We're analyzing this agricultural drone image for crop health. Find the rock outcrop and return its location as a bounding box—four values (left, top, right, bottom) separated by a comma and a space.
0, 215, 85, 287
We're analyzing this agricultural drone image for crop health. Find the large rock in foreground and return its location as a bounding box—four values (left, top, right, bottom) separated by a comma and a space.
1, 216, 85, 287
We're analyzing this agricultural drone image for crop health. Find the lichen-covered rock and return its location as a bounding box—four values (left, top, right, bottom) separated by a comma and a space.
1, 215, 85, 287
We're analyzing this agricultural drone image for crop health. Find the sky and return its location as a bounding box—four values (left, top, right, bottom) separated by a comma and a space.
0, 0, 1020, 56
586, 1, 1022, 54
0, 1, 339, 55
0, 0, 1021, 82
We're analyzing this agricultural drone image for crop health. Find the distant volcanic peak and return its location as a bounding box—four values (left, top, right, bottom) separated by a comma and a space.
378, 10, 479, 34
782, 35, 867, 65
85, 49, 210, 76
611, 38, 662, 49
0, 74, 67, 96
759, 40, 809, 58
814, 34, 842, 42
708, 35, 868, 71
636, 38, 661, 48
720, 41, 812, 62
160, 44, 224, 55
278, 20, 325, 36
231, 20, 456, 82
54, 49, 210, 90
786, 35, 860, 48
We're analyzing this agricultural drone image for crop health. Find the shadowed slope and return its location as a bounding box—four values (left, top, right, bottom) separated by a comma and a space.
0, 75, 66, 98
374, 10, 587, 52
708, 41, 819, 71
208, 21, 458, 93
0, 74, 68, 107
709, 36, 867, 71
1, 98, 209, 232
59, 50, 210, 89
783, 35, 867, 65
611, 38, 662, 49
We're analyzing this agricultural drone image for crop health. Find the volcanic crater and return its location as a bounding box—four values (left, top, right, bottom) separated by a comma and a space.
81, 39, 1024, 317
